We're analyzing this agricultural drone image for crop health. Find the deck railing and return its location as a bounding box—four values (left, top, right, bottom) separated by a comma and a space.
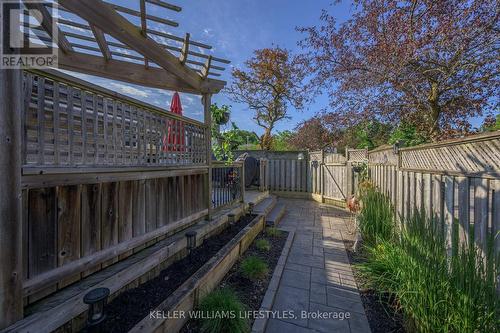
23, 70, 207, 172
211, 161, 244, 210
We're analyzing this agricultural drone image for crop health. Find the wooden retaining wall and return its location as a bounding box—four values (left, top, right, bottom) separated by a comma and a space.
368, 131, 500, 256
23, 172, 208, 304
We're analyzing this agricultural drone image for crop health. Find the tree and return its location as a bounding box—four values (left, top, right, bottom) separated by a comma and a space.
298, 0, 499, 140
226, 47, 308, 150
482, 113, 500, 132
271, 130, 295, 151
287, 117, 338, 151
340, 120, 393, 150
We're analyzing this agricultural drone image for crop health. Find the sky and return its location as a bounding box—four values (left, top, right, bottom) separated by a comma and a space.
57, 0, 351, 135
57, 0, 487, 135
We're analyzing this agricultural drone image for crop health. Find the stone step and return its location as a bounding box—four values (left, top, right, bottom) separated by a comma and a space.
252, 195, 277, 216
266, 203, 286, 227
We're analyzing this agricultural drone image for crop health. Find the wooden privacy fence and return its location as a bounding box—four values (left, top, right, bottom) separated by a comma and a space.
368, 131, 500, 257
211, 162, 244, 210
19, 70, 213, 306
260, 149, 367, 203
266, 157, 309, 192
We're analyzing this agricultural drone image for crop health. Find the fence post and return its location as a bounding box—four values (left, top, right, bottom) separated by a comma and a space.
320, 149, 325, 202
203, 93, 213, 220
346, 148, 353, 199
0, 33, 24, 327
240, 162, 245, 204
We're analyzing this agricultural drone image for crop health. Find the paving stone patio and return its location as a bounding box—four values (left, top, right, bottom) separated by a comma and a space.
265, 198, 371, 333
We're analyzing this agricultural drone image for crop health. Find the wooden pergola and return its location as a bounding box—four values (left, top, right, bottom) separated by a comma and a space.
0, 0, 230, 329
26, 0, 230, 94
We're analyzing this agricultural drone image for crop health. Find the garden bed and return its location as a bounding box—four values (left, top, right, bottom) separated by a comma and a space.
181, 229, 289, 333
98, 213, 257, 333
344, 239, 406, 333
342, 218, 406, 333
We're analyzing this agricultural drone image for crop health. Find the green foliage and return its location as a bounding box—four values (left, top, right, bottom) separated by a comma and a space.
211, 104, 238, 163
342, 120, 392, 150
358, 188, 395, 245
255, 239, 271, 252
198, 288, 249, 333
265, 227, 283, 237
388, 122, 428, 147
211, 104, 231, 125
357, 202, 500, 332
271, 130, 295, 151
240, 256, 268, 280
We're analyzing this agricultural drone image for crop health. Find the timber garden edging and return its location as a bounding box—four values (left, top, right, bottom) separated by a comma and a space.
129, 213, 266, 333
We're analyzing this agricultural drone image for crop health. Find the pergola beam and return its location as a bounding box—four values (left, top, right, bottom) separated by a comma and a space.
106, 2, 178, 27
59, 0, 204, 90
145, 0, 181, 12
179, 33, 190, 65
57, 51, 225, 94
90, 24, 111, 60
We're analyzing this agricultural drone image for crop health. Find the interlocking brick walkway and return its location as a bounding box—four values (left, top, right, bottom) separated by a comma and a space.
265, 198, 371, 333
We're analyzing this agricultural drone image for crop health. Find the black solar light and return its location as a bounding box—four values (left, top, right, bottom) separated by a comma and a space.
297, 152, 305, 160
83, 287, 110, 330
248, 202, 255, 215
185, 231, 197, 259
393, 140, 401, 155
228, 213, 236, 226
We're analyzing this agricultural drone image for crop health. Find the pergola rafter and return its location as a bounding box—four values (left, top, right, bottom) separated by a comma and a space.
22, 0, 230, 94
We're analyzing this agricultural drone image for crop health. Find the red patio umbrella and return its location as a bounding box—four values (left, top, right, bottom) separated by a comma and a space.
163, 92, 185, 152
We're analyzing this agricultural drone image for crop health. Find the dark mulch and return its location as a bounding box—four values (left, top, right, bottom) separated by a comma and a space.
343, 237, 406, 333
96, 214, 256, 333
181, 230, 289, 332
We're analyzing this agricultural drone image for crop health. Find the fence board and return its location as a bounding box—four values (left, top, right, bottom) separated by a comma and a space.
473, 178, 489, 253
57, 185, 81, 288
101, 182, 119, 267
118, 181, 134, 259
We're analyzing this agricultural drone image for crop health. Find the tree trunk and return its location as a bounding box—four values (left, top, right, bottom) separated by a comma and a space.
260, 127, 273, 150
428, 82, 441, 140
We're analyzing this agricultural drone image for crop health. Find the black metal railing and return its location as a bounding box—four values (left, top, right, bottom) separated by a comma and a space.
211, 162, 243, 210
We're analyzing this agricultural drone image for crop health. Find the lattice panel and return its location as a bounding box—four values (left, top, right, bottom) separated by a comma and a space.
23, 72, 207, 169
369, 148, 399, 165
347, 149, 367, 162
400, 135, 500, 173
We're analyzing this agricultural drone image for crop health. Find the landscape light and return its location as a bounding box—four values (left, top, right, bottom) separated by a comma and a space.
228, 213, 236, 226
297, 152, 305, 160
248, 202, 255, 215
185, 231, 197, 257
83, 287, 110, 329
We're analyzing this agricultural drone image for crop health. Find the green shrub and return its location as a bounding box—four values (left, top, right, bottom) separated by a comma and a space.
358, 188, 395, 245
240, 256, 268, 280
198, 288, 249, 333
358, 209, 500, 332
255, 239, 271, 252
266, 227, 282, 237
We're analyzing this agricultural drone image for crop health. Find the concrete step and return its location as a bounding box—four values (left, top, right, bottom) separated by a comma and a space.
252, 195, 277, 216
266, 203, 286, 227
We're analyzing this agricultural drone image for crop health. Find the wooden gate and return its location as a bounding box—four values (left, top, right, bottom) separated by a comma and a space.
309, 149, 367, 205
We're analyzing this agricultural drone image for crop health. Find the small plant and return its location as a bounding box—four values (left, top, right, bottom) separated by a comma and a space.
240, 256, 268, 280
358, 187, 395, 245
255, 239, 271, 252
198, 288, 249, 333
266, 227, 282, 237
